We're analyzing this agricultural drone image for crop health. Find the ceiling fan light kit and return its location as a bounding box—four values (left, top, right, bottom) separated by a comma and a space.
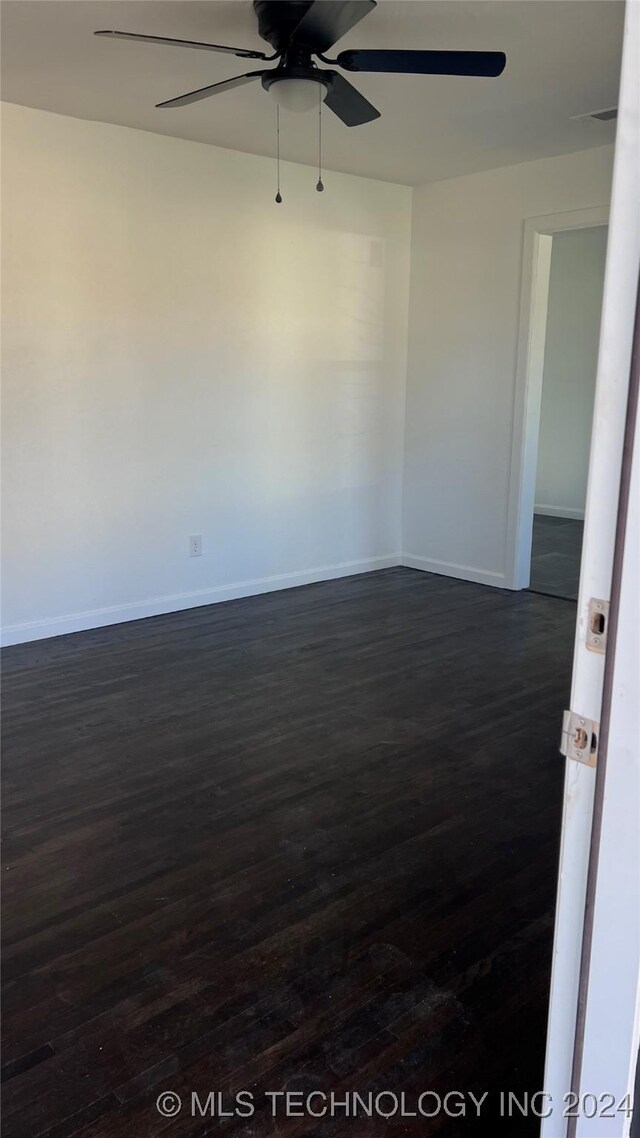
95, 0, 506, 200
264, 74, 328, 112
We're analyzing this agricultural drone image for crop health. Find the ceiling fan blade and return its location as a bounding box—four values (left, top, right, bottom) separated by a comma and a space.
291, 1, 376, 54
336, 49, 507, 77
94, 30, 270, 61
156, 71, 265, 109
323, 71, 380, 126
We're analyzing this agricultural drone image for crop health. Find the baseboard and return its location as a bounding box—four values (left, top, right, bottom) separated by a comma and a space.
534, 504, 585, 520
1, 555, 401, 647
400, 553, 508, 589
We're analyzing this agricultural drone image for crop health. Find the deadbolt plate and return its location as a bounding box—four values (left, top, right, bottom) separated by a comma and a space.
560, 711, 599, 767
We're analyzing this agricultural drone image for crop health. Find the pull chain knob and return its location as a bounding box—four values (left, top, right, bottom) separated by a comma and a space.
316, 89, 325, 194
275, 104, 283, 204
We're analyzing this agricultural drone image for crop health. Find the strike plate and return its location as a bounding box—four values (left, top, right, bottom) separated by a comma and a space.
587, 597, 609, 654
560, 711, 599, 767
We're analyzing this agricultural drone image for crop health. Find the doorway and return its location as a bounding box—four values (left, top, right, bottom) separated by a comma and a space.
506, 205, 609, 594
529, 225, 608, 599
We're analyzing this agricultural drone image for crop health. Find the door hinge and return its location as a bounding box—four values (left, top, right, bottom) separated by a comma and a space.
586, 597, 609, 654
560, 711, 599, 767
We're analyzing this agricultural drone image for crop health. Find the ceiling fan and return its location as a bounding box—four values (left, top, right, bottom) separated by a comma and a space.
95, 0, 506, 127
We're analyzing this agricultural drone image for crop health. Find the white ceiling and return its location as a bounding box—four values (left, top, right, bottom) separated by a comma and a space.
1, 0, 624, 185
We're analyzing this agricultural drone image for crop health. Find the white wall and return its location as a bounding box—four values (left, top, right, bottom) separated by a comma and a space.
0, 103, 411, 644
535, 225, 608, 520
402, 145, 614, 586
0, 106, 619, 642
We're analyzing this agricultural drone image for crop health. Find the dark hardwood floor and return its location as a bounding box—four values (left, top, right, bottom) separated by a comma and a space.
529, 514, 584, 600
1, 568, 575, 1138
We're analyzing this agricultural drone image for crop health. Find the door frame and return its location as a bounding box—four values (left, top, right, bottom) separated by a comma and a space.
505, 205, 609, 592
540, 0, 640, 1129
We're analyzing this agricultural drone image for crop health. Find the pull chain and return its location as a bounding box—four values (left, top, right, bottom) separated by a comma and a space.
316, 89, 324, 192
275, 104, 282, 203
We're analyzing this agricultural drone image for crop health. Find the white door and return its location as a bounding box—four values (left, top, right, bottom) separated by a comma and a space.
541, 3, 640, 1136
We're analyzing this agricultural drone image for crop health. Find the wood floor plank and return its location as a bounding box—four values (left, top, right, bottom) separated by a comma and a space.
1, 568, 574, 1136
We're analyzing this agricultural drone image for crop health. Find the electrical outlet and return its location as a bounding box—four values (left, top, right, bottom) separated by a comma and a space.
189, 534, 202, 558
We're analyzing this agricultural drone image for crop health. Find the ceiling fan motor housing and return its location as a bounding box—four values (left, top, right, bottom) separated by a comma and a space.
253, 1, 317, 53
254, 1, 333, 102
